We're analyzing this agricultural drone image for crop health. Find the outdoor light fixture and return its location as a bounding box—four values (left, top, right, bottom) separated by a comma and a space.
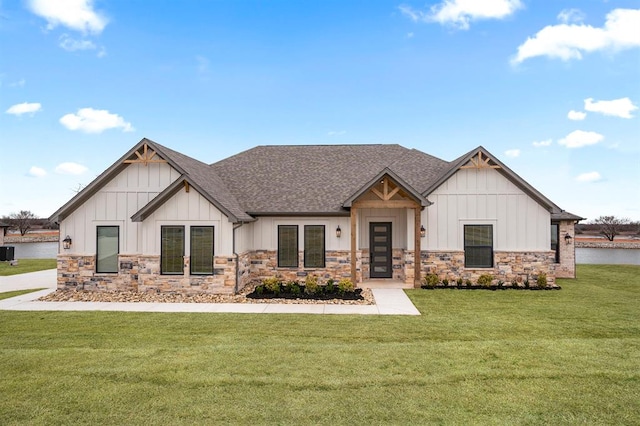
420, 225, 426, 238
336, 226, 341, 238
564, 233, 572, 245
63, 235, 72, 250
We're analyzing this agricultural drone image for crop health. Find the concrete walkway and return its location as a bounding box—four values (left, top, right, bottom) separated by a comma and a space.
0, 269, 420, 315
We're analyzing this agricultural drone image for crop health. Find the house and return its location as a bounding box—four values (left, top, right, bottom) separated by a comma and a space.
49, 138, 582, 294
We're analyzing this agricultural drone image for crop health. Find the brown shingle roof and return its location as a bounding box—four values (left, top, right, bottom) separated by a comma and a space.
210, 144, 451, 214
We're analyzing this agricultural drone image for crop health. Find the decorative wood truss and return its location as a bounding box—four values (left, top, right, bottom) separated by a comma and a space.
460, 151, 501, 170
123, 143, 167, 166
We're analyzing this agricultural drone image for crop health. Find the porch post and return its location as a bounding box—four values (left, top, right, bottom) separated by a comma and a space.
350, 207, 357, 284
414, 207, 421, 288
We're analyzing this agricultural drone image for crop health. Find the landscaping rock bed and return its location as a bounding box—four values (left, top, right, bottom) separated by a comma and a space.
39, 281, 375, 305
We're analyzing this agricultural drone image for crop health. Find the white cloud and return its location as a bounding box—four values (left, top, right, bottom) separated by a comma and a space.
27, 0, 108, 34
9, 79, 26, 88
55, 162, 88, 175
575, 171, 602, 183
59, 34, 96, 51
567, 110, 586, 120
558, 130, 604, 148
328, 130, 346, 136
59, 108, 134, 133
504, 149, 520, 158
511, 8, 640, 64
5, 102, 42, 116
584, 97, 638, 118
28, 166, 47, 177
532, 139, 552, 147
399, 0, 522, 30
557, 9, 585, 25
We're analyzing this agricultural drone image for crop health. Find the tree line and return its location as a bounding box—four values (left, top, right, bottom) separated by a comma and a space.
1, 211, 59, 236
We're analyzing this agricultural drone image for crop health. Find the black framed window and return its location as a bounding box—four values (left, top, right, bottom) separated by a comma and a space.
464, 225, 493, 268
278, 225, 298, 267
191, 226, 214, 275
551, 223, 560, 263
304, 225, 325, 268
161, 226, 185, 275
96, 226, 119, 273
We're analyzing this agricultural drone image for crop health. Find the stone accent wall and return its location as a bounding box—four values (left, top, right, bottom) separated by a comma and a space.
246, 250, 360, 283
419, 250, 556, 286
556, 220, 577, 278
57, 254, 237, 294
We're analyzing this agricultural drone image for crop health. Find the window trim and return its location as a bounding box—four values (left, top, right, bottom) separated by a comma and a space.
464, 224, 494, 269
304, 225, 325, 268
190, 226, 215, 275
96, 225, 119, 274
551, 222, 560, 264
278, 225, 299, 268
161, 225, 185, 275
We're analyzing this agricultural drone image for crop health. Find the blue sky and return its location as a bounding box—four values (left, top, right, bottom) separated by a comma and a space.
1, 0, 639, 221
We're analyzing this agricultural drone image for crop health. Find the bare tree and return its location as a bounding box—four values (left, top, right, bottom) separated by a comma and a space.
593, 215, 630, 241
8, 210, 37, 236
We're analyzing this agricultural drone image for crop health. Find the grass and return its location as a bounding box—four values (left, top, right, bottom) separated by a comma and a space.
0, 259, 56, 276
0, 264, 638, 424
0, 289, 45, 301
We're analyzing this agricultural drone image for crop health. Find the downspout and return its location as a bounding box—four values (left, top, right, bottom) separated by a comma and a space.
232, 222, 245, 294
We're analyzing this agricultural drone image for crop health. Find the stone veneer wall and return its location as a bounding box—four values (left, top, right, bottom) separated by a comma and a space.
246, 250, 360, 283
417, 250, 556, 286
57, 254, 237, 294
556, 220, 577, 278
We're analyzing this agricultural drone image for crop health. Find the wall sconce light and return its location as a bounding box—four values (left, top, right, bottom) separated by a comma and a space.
564, 233, 572, 245
420, 225, 426, 238
63, 235, 72, 250
336, 226, 341, 238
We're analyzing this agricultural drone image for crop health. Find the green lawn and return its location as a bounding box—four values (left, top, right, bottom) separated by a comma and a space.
0, 264, 638, 425
0, 289, 45, 301
0, 259, 56, 276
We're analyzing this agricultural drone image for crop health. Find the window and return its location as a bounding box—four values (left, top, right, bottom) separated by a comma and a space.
161, 226, 184, 274
464, 225, 493, 268
551, 223, 560, 263
304, 225, 325, 268
96, 226, 119, 273
191, 226, 214, 275
278, 225, 298, 267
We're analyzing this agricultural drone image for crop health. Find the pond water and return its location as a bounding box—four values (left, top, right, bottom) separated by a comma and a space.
4, 242, 640, 265
576, 247, 640, 265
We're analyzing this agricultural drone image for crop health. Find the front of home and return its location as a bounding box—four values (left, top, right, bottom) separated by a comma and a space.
50, 138, 582, 294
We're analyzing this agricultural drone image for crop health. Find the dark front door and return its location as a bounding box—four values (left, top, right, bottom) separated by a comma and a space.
370, 222, 392, 278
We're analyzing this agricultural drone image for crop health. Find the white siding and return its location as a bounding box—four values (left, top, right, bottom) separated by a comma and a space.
141, 189, 231, 255
425, 168, 550, 251
247, 216, 350, 251
59, 162, 180, 254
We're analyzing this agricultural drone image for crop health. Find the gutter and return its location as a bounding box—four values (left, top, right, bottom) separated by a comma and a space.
232, 222, 245, 294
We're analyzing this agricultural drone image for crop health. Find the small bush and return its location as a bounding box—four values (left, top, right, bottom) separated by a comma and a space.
465, 279, 472, 287
524, 280, 530, 289
337, 278, 355, 295
456, 278, 463, 287
537, 273, 548, 288
442, 278, 449, 287
255, 284, 264, 295
325, 279, 335, 294
285, 281, 301, 295
423, 273, 439, 288
305, 275, 319, 295
263, 277, 281, 295
477, 274, 493, 288
497, 280, 504, 288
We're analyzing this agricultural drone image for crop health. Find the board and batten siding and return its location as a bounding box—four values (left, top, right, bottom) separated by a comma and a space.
245, 217, 350, 252
425, 168, 551, 251
141, 187, 233, 255
58, 162, 181, 255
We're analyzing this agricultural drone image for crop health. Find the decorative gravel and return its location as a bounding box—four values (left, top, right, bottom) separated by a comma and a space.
39, 282, 375, 305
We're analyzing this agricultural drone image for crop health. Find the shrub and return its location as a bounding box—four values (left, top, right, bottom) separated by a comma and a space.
255, 284, 264, 295
325, 279, 335, 294
305, 275, 319, 295
456, 278, 463, 287
537, 273, 548, 289
497, 280, 504, 288
263, 277, 281, 295
524, 279, 530, 289
465, 279, 472, 287
337, 278, 355, 295
442, 278, 449, 287
423, 273, 439, 288
285, 281, 300, 295
511, 279, 518, 288
477, 274, 493, 288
